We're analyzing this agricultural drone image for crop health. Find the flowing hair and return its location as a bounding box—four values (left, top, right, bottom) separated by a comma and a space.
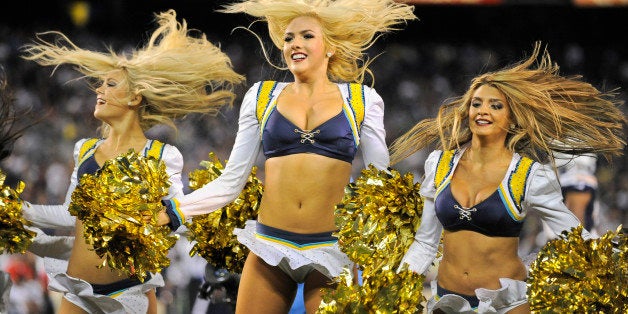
21, 9, 245, 137
390, 42, 626, 165
0, 69, 38, 161
219, 0, 417, 84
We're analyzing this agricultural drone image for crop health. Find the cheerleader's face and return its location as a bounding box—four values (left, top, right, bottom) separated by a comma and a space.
468, 84, 512, 141
283, 15, 330, 79
94, 70, 135, 122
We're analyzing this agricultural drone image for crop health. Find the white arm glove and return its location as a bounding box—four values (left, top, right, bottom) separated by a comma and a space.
173, 82, 263, 219
21, 139, 88, 231
26, 226, 73, 260
525, 162, 592, 240
398, 151, 443, 274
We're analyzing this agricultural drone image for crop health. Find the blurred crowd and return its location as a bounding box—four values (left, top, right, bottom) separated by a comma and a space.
0, 15, 627, 313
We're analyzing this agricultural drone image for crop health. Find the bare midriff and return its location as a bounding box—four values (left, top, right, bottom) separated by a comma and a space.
66, 220, 132, 284
258, 153, 351, 234
436, 230, 527, 295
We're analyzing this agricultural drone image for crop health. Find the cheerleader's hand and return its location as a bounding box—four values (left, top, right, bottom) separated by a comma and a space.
156, 209, 171, 227
157, 199, 180, 231
396, 241, 424, 274
396, 255, 412, 274
141, 206, 170, 226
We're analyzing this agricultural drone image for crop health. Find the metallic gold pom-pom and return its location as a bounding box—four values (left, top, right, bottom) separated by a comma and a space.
0, 169, 35, 254
185, 152, 262, 273
318, 165, 425, 313
69, 150, 178, 282
527, 225, 627, 313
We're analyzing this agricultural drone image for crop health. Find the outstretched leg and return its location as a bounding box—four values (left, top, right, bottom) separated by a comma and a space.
235, 253, 297, 314
57, 297, 88, 314
302, 270, 336, 314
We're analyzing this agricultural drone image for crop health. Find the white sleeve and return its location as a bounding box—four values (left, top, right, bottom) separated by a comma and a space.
162, 144, 184, 199
524, 162, 592, 240
359, 86, 389, 171
26, 226, 73, 260
174, 83, 263, 218
399, 150, 442, 274
21, 139, 84, 231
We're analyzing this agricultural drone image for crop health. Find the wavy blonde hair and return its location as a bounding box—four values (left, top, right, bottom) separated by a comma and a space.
220, 0, 416, 84
390, 42, 626, 165
21, 9, 245, 137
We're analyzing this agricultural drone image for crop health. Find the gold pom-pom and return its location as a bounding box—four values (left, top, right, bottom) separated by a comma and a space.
0, 169, 36, 254
319, 165, 425, 313
185, 152, 262, 273
69, 150, 178, 282
318, 267, 425, 313
527, 225, 627, 313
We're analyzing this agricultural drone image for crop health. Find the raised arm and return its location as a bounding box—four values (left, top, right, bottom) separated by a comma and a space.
162, 83, 264, 228
21, 139, 89, 231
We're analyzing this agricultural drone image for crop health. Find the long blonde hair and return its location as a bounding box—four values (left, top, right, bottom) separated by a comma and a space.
390, 42, 626, 165
219, 0, 416, 84
21, 9, 245, 137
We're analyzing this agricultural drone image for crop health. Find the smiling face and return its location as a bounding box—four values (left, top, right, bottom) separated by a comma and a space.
468, 84, 512, 143
94, 70, 135, 123
282, 15, 330, 80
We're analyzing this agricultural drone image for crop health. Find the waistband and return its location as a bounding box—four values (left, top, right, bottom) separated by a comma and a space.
437, 284, 479, 308
255, 222, 337, 249
92, 273, 152, 296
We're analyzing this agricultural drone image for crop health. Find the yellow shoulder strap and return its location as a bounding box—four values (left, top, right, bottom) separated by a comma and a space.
144, 140, 166, 160
256, 81, 278, 123
77, 138, 100, 165
347, 83, 365, 128
434, 150, 455, 190
341, 83, 365, 146
508, 156, 534, 209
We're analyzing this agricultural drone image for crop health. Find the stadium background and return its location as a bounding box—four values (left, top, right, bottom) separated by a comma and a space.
0, 1, 626, 313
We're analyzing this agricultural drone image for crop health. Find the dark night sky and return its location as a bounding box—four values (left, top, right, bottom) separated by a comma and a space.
2, 1, 627, 48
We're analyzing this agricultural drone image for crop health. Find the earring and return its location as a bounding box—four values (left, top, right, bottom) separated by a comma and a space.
509, 123, 516, 130
326, 52, 332, 58
127, 101, 133, 106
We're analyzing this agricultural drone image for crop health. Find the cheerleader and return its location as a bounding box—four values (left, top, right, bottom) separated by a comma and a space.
19, 10, 243, 313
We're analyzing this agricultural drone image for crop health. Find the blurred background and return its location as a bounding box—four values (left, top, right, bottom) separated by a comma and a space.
1, 0, 626, 313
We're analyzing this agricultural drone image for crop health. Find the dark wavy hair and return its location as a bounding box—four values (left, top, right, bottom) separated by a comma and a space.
0, 69, 37, 161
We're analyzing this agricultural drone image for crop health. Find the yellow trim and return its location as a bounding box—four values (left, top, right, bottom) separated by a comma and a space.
434, 150, 455, 190
170, 198, 185, 222
144, 140, 165, 160
435, 178, 451, 196
256, 81, 278, 138
348, 83, 365, 128
255, 234, 336, 250
342, 83, 365, 147
109, 290, 125, 298
509, 156, 534, 209
77, 138, 100, 165
498, 185, 525, 221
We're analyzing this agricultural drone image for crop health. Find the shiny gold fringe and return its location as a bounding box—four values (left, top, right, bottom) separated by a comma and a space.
318, 165, 426, 313
69, 150, 178, 282
527, 225, 627, 313
185, 152, 262, 273
0, 169, 35, 254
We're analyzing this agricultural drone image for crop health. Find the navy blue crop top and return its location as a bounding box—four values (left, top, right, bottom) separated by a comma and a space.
77, 154, 100, 178
434, 182, 524, 237
262, 108, 357, 163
